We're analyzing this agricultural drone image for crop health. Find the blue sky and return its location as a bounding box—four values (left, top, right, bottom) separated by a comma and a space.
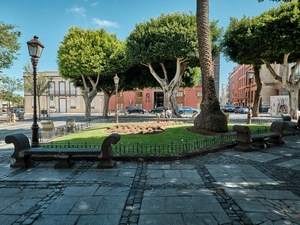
1, 0, 280, 94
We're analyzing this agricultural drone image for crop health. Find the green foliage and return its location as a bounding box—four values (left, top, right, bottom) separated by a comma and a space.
223, 0, 300, 64
126, 12, 221, 89
0, 74, 23, 103
222, 16, 262, 65
23, 61, 53, 96
126, 12, 199, 65
256, 0, 300, 63
0, 21, 21, 69
57, 26, 125, 80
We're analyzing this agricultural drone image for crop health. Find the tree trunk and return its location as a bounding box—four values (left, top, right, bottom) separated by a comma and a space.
263, 59, 300, 120
288, 87, 299, 120
102, 91, 112, 118
38, 96, 41, 120
195, 0, 227, 132
162, 81, 181, 117
142, 59, 187, 118
82, 94, 92, 121
252, 65, 262, 117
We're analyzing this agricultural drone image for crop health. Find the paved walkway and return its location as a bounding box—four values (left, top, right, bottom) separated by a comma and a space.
0, 113, 300, 224
0, 134, 299, 224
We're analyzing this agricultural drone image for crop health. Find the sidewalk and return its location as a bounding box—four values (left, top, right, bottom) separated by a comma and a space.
0, 133, 299, 224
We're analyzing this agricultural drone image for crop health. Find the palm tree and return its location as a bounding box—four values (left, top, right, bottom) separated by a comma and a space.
194, 0, 228, 132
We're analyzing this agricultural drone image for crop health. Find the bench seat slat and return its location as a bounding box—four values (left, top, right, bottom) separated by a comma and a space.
251, 132, 280, 140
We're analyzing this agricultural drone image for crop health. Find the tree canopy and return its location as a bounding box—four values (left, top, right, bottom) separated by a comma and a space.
0, 21, 21, 69
224, 0, 300, 119
57, 26, 125, 120
126, 11, 221, 117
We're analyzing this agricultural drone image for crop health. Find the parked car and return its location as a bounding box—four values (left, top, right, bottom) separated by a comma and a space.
178, 106, 200, 114
125, 106, 147, 114
224, 105, 235, 112
234, 106, 251, 114
149, 106, 168, 114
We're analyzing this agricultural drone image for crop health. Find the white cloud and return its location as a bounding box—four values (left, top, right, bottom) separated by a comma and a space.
66, 5, 86, 17
92, 18, 119, 28
91, 2, 98, 7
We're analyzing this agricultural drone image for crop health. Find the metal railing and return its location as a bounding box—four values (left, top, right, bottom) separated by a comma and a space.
40, 116, 298, 157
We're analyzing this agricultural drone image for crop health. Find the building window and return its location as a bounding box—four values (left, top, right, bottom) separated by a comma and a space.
177, 92, 183, 97
91, 99, 95, 109
117, 103, 123, 110
49, 82, 55, 95
49, 99, 55, 108
70, 82, 76, 96
70, 99, 76, 108
59, 81, 66, 95
136, 92, 142, 97
197, 92, 202, 97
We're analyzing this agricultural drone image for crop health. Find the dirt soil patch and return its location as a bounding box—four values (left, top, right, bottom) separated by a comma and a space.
105, 121, 183, 135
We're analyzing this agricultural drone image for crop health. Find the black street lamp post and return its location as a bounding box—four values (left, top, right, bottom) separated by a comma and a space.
113, 74, 119, 123
246, 69, 254, 124
27, 36, 44, 147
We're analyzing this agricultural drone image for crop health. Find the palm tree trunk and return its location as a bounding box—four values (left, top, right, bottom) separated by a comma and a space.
194, 0, 227, 132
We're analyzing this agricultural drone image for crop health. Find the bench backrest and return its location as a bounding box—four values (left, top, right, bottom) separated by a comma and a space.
233, 125, 251, 142
101, 133, 120, 158
41, 120, 55, 131
270, 121, 285, 135
66, 118, 76, 126
5, 133, 31, 158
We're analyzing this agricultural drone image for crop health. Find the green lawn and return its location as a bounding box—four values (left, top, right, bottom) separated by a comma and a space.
49, 122, 270, 145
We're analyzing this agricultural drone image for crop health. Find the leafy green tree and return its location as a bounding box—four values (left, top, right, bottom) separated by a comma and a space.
225, 0, 300, 119
222, 16, 264, 117
0, 21, 21, 69
1, 74, 23, 122
126, 12, 202, 117
257, 0, 300, 119
57, 26, 125, 121
23, 61, 52, 119
195, 0, 228, 132
0, 21, 21, 113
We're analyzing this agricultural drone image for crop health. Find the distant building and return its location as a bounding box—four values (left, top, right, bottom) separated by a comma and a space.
23, 71, 204, 114
23, 56, 221, 114
227, 63, 299, 112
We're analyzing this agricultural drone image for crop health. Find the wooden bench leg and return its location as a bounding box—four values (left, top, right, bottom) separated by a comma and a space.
54, 155, 74, 168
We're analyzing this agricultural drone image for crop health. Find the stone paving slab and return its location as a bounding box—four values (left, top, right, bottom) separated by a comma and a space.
222, 151, 283, 162
275, 159, 300, 171
0, 135, 299, 224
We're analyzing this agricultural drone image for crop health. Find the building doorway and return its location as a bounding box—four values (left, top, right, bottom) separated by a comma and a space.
154, 92, 164, 107
59, 98, 67, 113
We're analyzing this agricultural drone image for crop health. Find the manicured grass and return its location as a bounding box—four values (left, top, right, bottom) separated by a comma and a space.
48, 122, 270, 145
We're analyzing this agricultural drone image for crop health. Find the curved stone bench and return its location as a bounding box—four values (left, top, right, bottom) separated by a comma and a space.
5, 133, 120, 169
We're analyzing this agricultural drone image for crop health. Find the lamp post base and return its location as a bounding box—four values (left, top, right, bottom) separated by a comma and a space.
247, 110, 251, 124
115, 111, 119, 123
31, 123, 40, 147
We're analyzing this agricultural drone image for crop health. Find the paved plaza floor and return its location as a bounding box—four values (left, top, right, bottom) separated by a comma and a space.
0, 134, 299, 225
0, 113, 300, 224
